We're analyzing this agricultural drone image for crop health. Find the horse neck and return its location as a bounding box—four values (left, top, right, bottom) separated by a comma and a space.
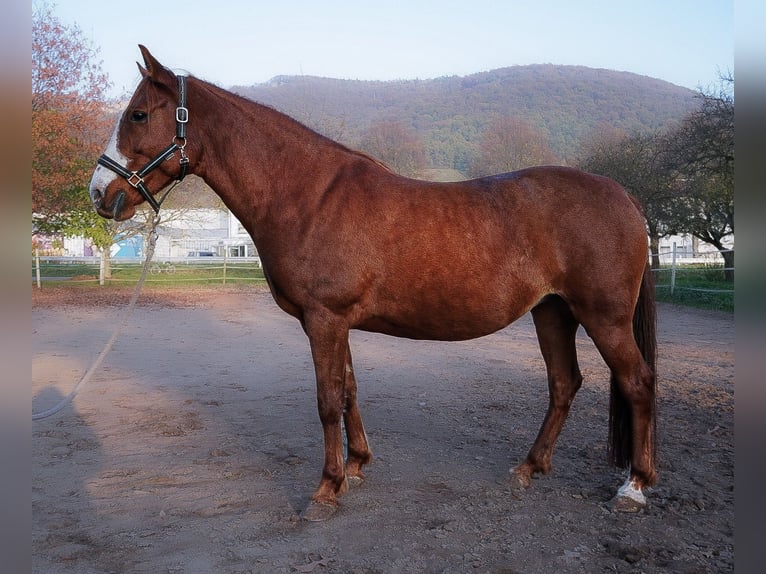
189, 79, 344, 235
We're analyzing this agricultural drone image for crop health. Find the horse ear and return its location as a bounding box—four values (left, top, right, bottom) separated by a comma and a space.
137, 45, 174, 84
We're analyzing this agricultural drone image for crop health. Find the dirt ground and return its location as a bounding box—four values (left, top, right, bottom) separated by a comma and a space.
33, 285, 734, 573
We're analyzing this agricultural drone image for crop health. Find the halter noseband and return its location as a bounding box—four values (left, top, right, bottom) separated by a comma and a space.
97, 76, 190, 214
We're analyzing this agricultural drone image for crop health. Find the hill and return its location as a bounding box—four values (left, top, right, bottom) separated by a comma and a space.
232, 64, 698, 172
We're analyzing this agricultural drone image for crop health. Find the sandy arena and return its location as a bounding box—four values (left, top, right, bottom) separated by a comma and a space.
33, 285, 733, 573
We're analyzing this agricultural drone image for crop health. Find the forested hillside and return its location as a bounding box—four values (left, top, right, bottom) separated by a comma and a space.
232, 64, 698, 172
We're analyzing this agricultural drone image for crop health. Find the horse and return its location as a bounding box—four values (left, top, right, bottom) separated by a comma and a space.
89, 46, 657, 521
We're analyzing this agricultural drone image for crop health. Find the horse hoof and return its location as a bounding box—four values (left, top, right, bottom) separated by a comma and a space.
508, 469, 531, 491
301, 500, 339, 522
347, 475, 365, 489
611, 478, 647, 513
611, 495, 646, 513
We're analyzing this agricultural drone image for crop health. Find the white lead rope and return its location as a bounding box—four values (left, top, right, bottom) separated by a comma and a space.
32, 216, 162, 421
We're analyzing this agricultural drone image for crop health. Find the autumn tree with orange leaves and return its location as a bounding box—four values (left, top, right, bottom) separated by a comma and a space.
32, 1, 114, 247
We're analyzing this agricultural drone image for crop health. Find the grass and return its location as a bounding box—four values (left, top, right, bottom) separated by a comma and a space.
35, 260, 734, 312
34, 260, 267, 286
653, 264, 733, 312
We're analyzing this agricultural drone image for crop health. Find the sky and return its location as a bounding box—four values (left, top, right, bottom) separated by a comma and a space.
53, 0, 734, 100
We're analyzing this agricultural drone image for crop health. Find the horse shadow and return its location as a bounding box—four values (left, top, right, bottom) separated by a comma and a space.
33, 388, 107, 572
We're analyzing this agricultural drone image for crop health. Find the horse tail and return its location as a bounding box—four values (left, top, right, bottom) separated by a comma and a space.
608, 258, 658, 468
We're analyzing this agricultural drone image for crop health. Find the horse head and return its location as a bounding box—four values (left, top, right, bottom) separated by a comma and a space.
89, 45, 193, 221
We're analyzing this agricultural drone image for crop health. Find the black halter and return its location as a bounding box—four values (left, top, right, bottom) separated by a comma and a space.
97, 76, 190, 214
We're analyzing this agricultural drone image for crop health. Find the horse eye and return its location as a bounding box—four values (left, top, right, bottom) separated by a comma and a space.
129, 110, 148, 122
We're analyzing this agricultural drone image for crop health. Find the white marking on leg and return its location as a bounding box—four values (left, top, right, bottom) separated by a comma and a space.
89, 116, 129, 202
617, 476, 646, 505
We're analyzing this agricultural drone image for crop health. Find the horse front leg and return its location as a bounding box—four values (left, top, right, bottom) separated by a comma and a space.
301, 314, 353, 521
343, 344, 372, 487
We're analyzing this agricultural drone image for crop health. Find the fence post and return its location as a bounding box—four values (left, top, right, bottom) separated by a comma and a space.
222, 249, 227, 285
35, 249, 41, 289
670, 242, 677, 296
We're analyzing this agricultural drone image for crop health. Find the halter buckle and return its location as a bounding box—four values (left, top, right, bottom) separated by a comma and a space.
127, 172, 145, 188
176, 106, 189, 123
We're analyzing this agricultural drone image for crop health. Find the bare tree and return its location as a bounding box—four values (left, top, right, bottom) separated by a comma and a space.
578, 126, 678, 268
359, 121, 427, 178
663, 75, 734, 280
469, 116, 558, 177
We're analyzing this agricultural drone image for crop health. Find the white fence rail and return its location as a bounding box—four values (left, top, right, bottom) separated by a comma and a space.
32, 251, 263, 288
651, 244, 734, 296
33, 245, 734, 306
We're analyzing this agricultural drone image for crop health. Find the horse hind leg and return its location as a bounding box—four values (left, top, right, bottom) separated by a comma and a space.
342, 344, 372, 487
511, 295, 582, 490
581, 316, 657, 512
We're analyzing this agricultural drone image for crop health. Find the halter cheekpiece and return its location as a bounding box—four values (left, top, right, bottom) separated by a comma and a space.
97, 75, 190, 214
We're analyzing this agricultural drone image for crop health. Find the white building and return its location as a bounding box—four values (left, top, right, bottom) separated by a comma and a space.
153, 208, 256, 259
56, 206, 732, 265
656, 233, 733, 265
59, 208, 256, 259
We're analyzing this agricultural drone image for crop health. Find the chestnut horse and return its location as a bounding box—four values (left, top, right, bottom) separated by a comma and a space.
89, 46, 657, 520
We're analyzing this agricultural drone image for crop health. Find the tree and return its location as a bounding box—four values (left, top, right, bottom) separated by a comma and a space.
33, 1, 112, 212
359, 121, 427, 177
469, 116, 558, 177
33, 5, 231, 283
578, 126, 678, 269
32, 1, 116, 278
663, 76, 734, 280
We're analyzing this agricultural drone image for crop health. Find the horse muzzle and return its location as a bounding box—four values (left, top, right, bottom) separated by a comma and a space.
90, 185, 130, 220
110, 190, 127, 220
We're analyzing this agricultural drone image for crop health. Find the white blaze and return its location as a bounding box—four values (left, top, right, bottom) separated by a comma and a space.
89, 116, 129, 202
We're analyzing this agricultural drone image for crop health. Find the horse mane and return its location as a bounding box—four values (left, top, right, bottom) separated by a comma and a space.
345, 149, 396, 173
192, 76, 396, 175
